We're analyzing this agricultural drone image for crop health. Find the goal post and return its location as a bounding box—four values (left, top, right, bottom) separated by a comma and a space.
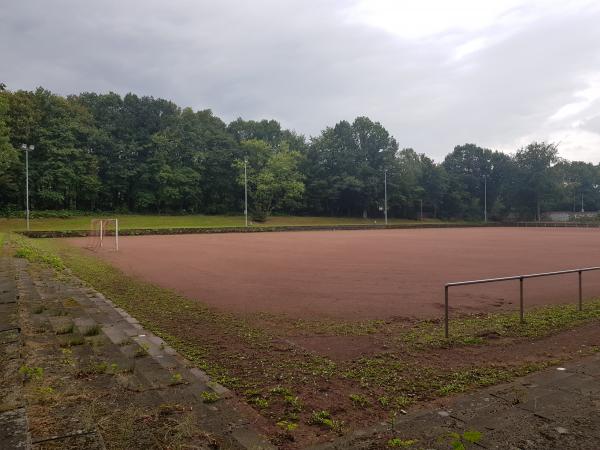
88, 218, 119, 251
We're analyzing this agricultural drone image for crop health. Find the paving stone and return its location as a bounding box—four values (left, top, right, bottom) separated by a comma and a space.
0, 407, 30, 449
73, 317, 98, 334
47, 316, 74, 333
101, 324, 129, 345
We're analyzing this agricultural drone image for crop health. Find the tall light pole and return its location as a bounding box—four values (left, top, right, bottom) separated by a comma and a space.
581, 193, 584, 213
483, 174, 488, 223
244, 158, 248, 227
420, 199, 423, 221
20, 144, 34, 231
384, 168, 388, 225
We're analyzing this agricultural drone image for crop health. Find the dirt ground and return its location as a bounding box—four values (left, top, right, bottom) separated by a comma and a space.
68, 227, 600, 320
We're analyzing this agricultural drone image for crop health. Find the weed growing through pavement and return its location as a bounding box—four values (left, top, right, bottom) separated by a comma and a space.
55, 323, 74, 335
34, 386, 56, 404
445, 430, 483, 450
169, 373, 184, 385
134, 342, 149, 358
200, 391, 220, 403
387, 438, 418, 448
60, 335, 85, 347
83, 324, 101, 336
19, 365, 44, 382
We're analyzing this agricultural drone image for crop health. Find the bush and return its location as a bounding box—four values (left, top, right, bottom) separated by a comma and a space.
251, 208, 268, 223
0, 209, 91, 219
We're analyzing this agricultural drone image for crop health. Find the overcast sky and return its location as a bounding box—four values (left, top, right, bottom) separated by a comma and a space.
2, 0, 600, 162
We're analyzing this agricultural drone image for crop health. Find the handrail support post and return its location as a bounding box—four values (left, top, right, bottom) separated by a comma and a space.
578, 270, 583, 311
519, 277, 524, 323
444, 285, 449, 339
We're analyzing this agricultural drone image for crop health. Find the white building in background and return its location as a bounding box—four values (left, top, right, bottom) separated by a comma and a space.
542, 211, 599, 222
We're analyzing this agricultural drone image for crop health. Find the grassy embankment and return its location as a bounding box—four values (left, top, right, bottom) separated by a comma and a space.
9, 233, 600, 445
0, 214, 453, 233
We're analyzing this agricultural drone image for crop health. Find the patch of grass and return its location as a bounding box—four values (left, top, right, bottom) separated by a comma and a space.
12, 234, 65, 270
343, 355, 552, 405
276, 420, 298, 432
32, 304, 45, 314
59, 335, 85, 347
402, 300, 600, 348
63, 297, 79, 308
134, 342, 149, 358
200, 391, 220, 403
169, 373, 184, 385
307, 410, 343, 434
0, 214, 448, 233
349, 393, 371, 408
19, 365, 44, 382
77, 361, 109, 376
388, 438, 418, 448
269, 385, 293, 396
247, 396, 269, 409
82, 324, 101, 336
291, 318, 386, 336
283, 394, 302, 412
55, 323, 75, 335
34, 386, 56, 405
60, 348, 76, 367
446, 430, 483, 450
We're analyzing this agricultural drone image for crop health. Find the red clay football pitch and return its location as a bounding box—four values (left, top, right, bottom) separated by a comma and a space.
68, 227, 600, 320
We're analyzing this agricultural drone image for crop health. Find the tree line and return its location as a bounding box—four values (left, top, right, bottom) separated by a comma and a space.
1, 86, 599, 221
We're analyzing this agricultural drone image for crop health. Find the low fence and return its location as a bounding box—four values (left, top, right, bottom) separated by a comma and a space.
444, 266, 600, 338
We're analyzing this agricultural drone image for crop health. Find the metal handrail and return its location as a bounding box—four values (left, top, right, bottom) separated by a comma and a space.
444, 266, 600, 338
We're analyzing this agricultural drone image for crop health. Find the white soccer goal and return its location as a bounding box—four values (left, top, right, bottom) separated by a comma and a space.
88, 218, 119, 251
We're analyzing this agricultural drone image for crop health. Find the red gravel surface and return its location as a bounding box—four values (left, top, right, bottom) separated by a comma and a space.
67, 227, 600, 320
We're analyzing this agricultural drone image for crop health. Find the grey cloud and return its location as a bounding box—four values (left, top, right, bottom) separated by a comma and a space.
1, 0, 599, 162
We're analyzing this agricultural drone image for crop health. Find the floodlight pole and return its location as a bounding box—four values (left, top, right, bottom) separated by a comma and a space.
420, 199, 423, 221
115, 218, 119, 251
21, 144, 34, 231
483, 174, 488, 223
384, 169, 388, 225
244, 158, 248, 227
581, 193, 584, 213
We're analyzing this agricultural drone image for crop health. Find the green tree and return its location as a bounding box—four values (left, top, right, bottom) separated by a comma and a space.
443, 144, 515, 219
304, 117, 397, 217
237, 139, 304, 221
4, 89, 101, 210
0, 91, 19, 211
513, 142, 559, 220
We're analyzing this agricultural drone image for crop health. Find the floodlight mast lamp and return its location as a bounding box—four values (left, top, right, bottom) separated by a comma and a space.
20, 144, 35, 231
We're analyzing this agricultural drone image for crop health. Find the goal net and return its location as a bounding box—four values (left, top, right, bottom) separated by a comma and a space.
88, 218, 119, 251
